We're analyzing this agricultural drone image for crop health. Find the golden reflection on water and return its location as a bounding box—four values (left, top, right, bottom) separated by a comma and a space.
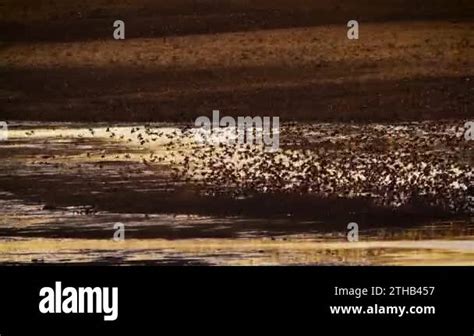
1, 236, 473, 265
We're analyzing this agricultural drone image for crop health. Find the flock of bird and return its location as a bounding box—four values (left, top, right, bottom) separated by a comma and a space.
19, 120, 473, 214
172, 122, 473, 213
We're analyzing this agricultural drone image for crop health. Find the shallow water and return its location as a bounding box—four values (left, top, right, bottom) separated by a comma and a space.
0, 121, 472, 265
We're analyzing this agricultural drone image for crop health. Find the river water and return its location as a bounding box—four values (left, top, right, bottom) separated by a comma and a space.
0, 121, 472, 265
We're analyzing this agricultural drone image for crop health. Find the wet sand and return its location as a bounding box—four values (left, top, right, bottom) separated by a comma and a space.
2, 21, 472, 122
